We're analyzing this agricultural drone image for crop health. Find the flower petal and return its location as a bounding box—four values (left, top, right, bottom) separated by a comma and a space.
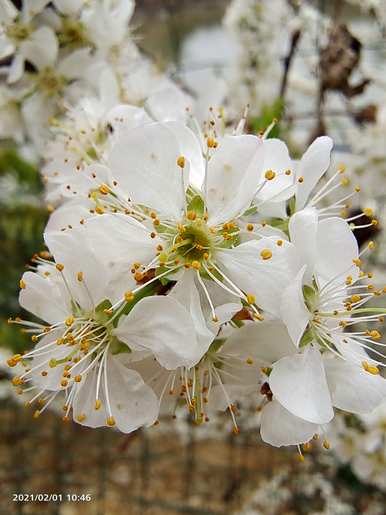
72, 354, 158, 432
114, 296, 202, 369
269, 346, 334, 424
260, 400, 318, 447
108, 122, 189, 219
324, 356, 386, 415
288, 207, 318, 284
19, 271, 69, 324
217, 238, 301, 317
223, 321, 297, 364
315, 217, 359, 282
296, 136, 333, 210
280, 266, 310, 347
206, 134, 264, 225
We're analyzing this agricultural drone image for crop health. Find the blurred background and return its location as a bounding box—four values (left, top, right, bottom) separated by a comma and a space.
1, 0, 386, 513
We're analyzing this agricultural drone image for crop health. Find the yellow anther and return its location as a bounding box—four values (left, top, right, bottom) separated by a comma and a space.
77, 272, 83, 282
19, 279, 26, 289
371, 219, 378, 226
276, 239, 283, 246
177, 156, 186, 168
345, 275, 353, 285
337, 163, 346, 173
260, 249, 273, 260
134, 271, 143, 282
350, 294, 361, 303
95, 399, 102, 410
106, 416, 116, 426
340, 177, 350, 187
246, 294, 256, 304
323, 439, 331, 450
246, 358, 254, 365
367, 284, 374, 291
302, 442, 312, 452
74, 375, 82, 383
285, 169, 292, 176
370, 330, 381, 340
353, 259, 362, 267
56, 263, 64, 272
207, 137, 217, 148
191, 261, 201, 270
124, 291, 134, 302
60, 379, 68, 387
355, 186, 361, 192
212, 315, 219, 322
99, 184, 110, 195
33, 410, 41, 419
264, 170, 276, 180
95, 206, 105, 215
297, 454, 305, 462
187, 210, 196, 221
65, 316, 74, 327
76, 414, 86, 422
246, 223, 254, 232
297, 176, 304, 183
368, 241, 376, 250
363, 208, 373, 217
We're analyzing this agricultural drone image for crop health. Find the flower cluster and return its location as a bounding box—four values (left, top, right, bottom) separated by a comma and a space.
7, 107, 386, 447
0, 0, 184, 154
4, 0, 386, 450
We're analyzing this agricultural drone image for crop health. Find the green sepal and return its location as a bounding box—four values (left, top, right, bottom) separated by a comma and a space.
187, 194, 205, 217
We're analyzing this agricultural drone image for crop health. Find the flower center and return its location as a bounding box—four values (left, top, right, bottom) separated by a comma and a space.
6, 22, 31, 43
36, 68, 66, 97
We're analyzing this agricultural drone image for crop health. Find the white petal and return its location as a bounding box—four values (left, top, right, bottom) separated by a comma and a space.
162, 121, 205, 191
296, 136, 333, 210
145, 85, 193, 123
58, 48, 92, 79
206, 134, 264, 225
114, 296, 202, 369
217, 238, 301, 317
170, 271, 215, 348
260, 400, 318, 447
45, 201, 92, 233
44, 228, 111, 310
222, 321, 296, 364
53, 0, 83, 15
106, 105, 152, 134
269, 346, 334, 424
20, 26, 58, 70
288, 207, 318, 283
280, 266, 310, 347
108, 122, 187, 219
19, 271, 70, 324
315, 217, 359, 282
324, 356, 386, 415
7, 54, 24, 83
257, 138, 294, 203
72, 354, 159, 432
82, 213, 161, 275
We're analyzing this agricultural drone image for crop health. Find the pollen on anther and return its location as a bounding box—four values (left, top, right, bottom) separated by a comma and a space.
260, 249, 272, 260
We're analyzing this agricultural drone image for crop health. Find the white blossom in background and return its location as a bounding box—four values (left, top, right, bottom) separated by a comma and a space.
223, 0, 292, 117
347, 101, 386, 202
330, 403, 386, 491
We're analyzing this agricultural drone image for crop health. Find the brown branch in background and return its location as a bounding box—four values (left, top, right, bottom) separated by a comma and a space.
280, 29, 301, 99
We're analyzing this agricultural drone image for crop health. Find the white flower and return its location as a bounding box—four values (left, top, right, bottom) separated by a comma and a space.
47, 121, 303, 324
9, 228, 212, 432
0, 0, 57, 83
